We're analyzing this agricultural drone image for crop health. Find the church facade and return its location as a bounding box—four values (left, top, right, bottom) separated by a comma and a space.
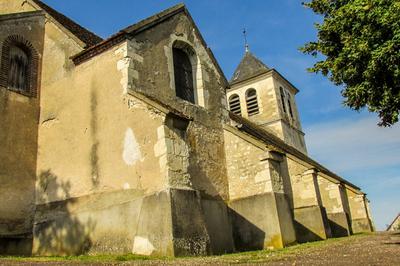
0, 0, 373, 256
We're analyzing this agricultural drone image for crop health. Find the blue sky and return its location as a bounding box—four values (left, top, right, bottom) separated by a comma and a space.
41, 0, 399, 230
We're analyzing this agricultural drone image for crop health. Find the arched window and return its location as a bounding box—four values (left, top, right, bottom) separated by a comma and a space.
279, 87, 286, 113
287, 94, 294, 118
8, 45, 29, 92
229, 94, 241, 115
246, 89, 259, 116
173, 48, 195, 104
0, 35, 39, 97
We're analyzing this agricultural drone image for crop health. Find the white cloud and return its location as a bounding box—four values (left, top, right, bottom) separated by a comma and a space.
305, 116, 400, 230
305, 116, 400, 173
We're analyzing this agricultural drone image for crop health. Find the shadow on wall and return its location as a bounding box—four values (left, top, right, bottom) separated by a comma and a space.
293, 221, 323, 242
328, 220, 349, 238
183, 121, 267, 254
229, 209, 266, 252
33, 170, 96, 256
280, 157, 326, 243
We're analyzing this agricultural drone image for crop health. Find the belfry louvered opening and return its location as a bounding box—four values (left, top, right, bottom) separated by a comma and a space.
229, 94, 241, 115
246, 89, 259, 116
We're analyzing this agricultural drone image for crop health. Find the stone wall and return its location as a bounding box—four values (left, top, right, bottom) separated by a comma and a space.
224, 128, 274, 200
224, 126, 296, 250
317, 174, 351, 237
125, 12, 230, 200
346, 187, 373, 234
285, 160, 331, 242
0, 10, 45, 254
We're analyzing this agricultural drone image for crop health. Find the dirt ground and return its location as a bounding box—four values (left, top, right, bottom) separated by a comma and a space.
265, 231, 400, 266
0, 232, 399, 266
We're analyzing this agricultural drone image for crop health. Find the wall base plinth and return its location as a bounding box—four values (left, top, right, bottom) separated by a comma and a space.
229, 192, 296, 251
294, 205, 331, 242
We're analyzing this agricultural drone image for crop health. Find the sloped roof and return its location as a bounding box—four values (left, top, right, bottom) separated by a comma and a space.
229, 112, 361, 191
31, 0, 102, 47
230, 51, 270, 85
71, 3, 229, 87
71, 3, 186, 64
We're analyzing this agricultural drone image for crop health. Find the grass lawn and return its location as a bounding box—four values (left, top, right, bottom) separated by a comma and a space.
0, 234, 370, 265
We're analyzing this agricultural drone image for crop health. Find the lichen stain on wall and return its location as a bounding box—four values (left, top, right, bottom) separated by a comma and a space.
123, 128, 143, 166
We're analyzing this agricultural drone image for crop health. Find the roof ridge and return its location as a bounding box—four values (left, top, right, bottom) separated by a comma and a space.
122, 3, 185, 34
31, 0, 102, 47
71, 3, 186, 64
71, 2, 229, 88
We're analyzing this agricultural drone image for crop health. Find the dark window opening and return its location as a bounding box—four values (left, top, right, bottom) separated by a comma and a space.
280, 87, 286, 113
229, 94, 241, 115
173, 48, 195, 104
0, 35, 39, 97
8, 45, 29, 93
288, 96, 294, 118
246, 89, 259, 116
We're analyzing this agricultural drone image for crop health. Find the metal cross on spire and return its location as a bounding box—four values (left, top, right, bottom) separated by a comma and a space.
243, 28, 249, 52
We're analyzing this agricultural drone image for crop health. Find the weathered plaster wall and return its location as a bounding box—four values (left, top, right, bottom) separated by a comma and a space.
0, 11, 44, 240
0, 0, 35, 15
33, 9, 235, 256
127, 12, 230, 200
36, 39, 167, 203
30, 19, 172, 253
114, 12, 236, 255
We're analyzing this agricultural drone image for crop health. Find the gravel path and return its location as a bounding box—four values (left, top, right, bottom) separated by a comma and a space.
266, 232, 400, 266
0, 232, 399, 265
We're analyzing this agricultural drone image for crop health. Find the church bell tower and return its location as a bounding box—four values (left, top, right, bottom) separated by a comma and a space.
227, 50, 308, 154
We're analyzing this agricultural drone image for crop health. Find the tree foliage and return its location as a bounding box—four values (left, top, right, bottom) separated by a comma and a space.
301, 0, 400, 126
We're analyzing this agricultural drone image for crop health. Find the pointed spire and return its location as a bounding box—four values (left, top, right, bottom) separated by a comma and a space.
243, 28, 249, 53
230, 51, 270, 84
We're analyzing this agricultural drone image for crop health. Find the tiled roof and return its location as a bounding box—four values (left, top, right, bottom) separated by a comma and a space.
31, 0, 102, 47
229, 112, 361, 191
230, 51, 270, 85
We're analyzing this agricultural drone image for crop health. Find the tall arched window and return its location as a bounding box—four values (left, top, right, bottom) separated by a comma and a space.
287, 94, 294, 118
0, 35, 39, 97
279, 87, 286, 113
8, 45, 29, 92
229, 94, 241, 115
173, 48, 195, 104
246, 88, 259, 116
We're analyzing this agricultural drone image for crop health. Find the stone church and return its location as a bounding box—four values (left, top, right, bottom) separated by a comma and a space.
0, 0, 374, 256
